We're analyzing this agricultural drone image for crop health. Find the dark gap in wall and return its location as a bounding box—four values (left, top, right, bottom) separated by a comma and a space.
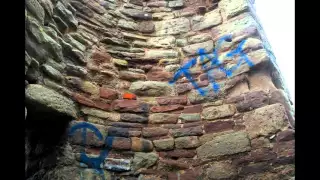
25, 103, 73, 179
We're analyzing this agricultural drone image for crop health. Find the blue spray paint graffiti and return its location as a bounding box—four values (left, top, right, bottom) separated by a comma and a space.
69, 122, 114, 180
169, 35, 254, 95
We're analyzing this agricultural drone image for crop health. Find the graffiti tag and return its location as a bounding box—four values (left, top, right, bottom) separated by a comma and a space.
169, 35, 254, 96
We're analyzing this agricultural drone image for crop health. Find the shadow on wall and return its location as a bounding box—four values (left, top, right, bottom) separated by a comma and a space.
25, 105, 74, 179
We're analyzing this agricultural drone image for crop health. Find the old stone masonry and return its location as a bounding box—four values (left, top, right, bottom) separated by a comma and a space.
25, 0, 295, 179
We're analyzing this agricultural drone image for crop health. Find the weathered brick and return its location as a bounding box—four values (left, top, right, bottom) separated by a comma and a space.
183, 121, 202, 128
131, 137, 154, 152
111, 137, 132, 150
153, 138, 174, 151
147, 67, 173, 81
183, 104, 203, 113
164, 149, 196, 158
196, 131, 251, 159
276, 129, 295, 142
273, 140, 295, 157
171, 126, 203, 137
156, 95, 188, 105
108, 127, 130, 137
108, 122, 144, 128
175, 136, 200, 149
204, 120, 234, 133
151, 105, 184, 113
120, 113, 148, 123
159, 159, 190, 170
142, 127, 169, 138
112, 100, 149, 113
179, 113, 201, 123
239, 162, 271, 175
202, 104, 236, 120
149, 113, 179, 124
251, 148, 277, 163
236, 90, 269, 112
99, 87, 118, 100
243, 104, 287, 139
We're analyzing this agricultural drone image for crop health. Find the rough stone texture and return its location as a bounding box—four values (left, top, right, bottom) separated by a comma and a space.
156, 96, 187, 105
191, 9, 222, 31
179, 113, 201, 123
171, 126, 203, 137
196, 131, 251, 159
132, 152, 159, 171
149, 113, 179, 124
243, 103, 288, 139
182, 40, 214, 56
120, 113, 148, 123
175, 136, 200, 149
153, 138, 174, 151
25, 84, 77, 118
25, 0, 294, 178
81, 107, 120, 121
202, 104, 236, 120
112, 100, 149, 113
154, 18, 190, 36
219, 0, 250, 20
131, 137, 154, 152
206, 161, 237, 180
142, 127, 169, 138
129, 81, 175, 96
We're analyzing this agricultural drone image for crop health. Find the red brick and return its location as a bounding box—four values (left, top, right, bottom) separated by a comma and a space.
111, 137, 132, 150
100, 87, 118, 100
276, 129, 295, 142
183, 104, 203, 113
112, 100, 149, 113
251, 148, 277, 162
204, 120, 234, 133
151, 105, 184, 113
147, 67, 173, 81
273, 140, 295, 157
159, 159, 190, 170
236, 90, 269, 112
156, 96, 188, 105
90, 48, 112, 65
165, 149, 196, 158
72, 93, 95, 107
142, 127, 169, 138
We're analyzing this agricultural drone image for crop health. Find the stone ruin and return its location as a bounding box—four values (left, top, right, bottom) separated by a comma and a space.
25, 0, 295, 179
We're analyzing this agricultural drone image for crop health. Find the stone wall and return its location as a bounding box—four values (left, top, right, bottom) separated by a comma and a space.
25, 0, 295, 179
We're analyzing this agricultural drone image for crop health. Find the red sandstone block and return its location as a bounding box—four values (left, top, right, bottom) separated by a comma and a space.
273, 140, 295, 157
112, 100, 149, 113
251, 148, 277, 163
156, 95, 188, 105
100, 87, 118, 100
90, 48, 112, 65
164, 149, 196, 158
183, 104, 203, 113
150, 105, 184, 113
112, 137, 132, 150
159, 159, 190, 170
72, 93, 95, 107
147, 67, 173, 81
204, 120, 234, 133
93, 99, 111, 111
276, 129, 295, 142
142, 127, 169, 138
